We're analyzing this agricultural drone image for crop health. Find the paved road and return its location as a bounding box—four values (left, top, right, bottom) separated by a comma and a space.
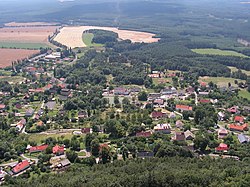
20, 154, 39, 164
0, 161, 18, 167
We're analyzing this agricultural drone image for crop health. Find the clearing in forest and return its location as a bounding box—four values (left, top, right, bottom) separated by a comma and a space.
192, 48, 249, 58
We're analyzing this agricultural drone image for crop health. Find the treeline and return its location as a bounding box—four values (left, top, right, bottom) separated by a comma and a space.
6, 157, 250, 187
87, 29, 118, 44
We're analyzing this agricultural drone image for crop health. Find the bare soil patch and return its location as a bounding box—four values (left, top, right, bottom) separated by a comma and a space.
5, 22, 59, 27
0, 48, 39, 68
0, 26, 59, 43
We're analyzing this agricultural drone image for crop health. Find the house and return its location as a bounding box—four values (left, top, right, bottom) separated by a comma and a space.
148, 93, 161, 100
198, 92, 209, 96
216, 143, 229, 152
174, 132, 186, 141
176, 120, 184, 129
0, 104, 6, 111
29, 144, 48, 153
153, 99, 164, 106
44, 101, 56, 110
238, 134, 249, 144
243, 106, 250, 113
151, 111, 167, 119
234, 116, 244, 123
227, 106, 238, 114
12, 160, 30, 174
148, 73, 160, 78
0, 168, 6, 181
16, 119, 26, 132
81, 128, 93, 134
228, 124, 248, 132
169, 112, 176, 119
154, 124, 171, 134
53, 145, 65, 155
218, 112, 225, 121
161, 87, 177, 95
60, 89, 71, 96
15, 103, 22, 109
55, 159, 71, 169
218, 128, 228, 139
136, 131, 152, 138
137, 151, 154, 158
114, 87, 130, 95
25, 108, 34, 117
37, 121, 44, 126
176, 105, 193, 112
130, 87, 141, 93
78, 111, 88, 119
184, 130, 195, 140
199, 99, 210, 104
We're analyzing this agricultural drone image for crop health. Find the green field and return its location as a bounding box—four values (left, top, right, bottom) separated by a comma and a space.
192, 48, 249, 58
239, 90, 250, 100
82, 33, 103, 47
228, 66, 250, 76
0, 76, 25, 84
0, 42, 49, 49
28, 133, 74, 144
199, 76, 243, 87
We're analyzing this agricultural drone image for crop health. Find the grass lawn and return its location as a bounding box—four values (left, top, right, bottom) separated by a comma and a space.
0, 69, 12, 76
29, 133, 74, 144
0, 76, 25, 84
78, 151, 86, 157
192, 48, 249, 58
0, 42, 49, 49
82, 33, 103, 47
152, 78, 172, 86
199, 76, 243, 87
239, 90, 250, 100
228, 66, 250, 76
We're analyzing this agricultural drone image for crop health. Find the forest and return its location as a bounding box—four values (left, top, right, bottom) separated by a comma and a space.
5, 157, 250, 187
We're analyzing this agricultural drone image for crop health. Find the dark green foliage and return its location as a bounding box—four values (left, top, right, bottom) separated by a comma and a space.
6, 157, 250, 187
88, 29, 118, 44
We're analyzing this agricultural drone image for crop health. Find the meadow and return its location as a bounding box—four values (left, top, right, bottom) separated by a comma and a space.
199, 76, 244, 87
239, 90, 250, 100
0, 42, 49, 49
82, 33, 103, 47
192, 48, 249, 58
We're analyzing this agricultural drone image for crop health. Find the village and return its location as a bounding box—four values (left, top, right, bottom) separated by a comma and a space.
0, 45, 250, 182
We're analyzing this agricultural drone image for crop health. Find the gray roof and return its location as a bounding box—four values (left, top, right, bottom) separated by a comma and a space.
238, 134, 248, 144
60, 159, 71, 167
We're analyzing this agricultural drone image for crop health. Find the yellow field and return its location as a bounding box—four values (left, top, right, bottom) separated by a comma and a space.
54, 26, 159, 48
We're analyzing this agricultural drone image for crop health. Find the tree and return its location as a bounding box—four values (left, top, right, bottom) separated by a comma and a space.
90, 139, 100, 157
66, 150, 78, 163
100, 146, 111, 164
138, 91, 148, 101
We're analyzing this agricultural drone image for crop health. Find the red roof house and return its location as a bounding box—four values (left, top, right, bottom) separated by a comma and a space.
199, 99, 211, 104
234, 116, 244, 123
227, 106, 238, 114
216, 143, 229, 151
228, 124, 248, 132
12, 160, 30, 174
29, 144, 48, 153
136, 131, 152, 137
52, 145, 65, 155
0, 104, 6, 110
151, 111, 167, 119
176, 105, 193, 111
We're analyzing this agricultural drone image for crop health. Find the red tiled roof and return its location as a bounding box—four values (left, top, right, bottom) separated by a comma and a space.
228, 124, 248, 131
0, 104, 6, 109
176, 105, 193, 111
234, 116, 244, 123
12, 160, 30, 174
29, 144, 48, 153
199, 99, 210, 103
216, 143, 228, 151
52, 145, 64, 154
151, 111, 166, 118
136, 131, 152, 137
